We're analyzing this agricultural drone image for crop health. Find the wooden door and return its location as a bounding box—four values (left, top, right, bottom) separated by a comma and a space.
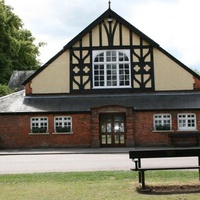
100, 114, 126, 147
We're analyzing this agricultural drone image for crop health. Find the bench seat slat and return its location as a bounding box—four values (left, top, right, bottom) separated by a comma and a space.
131, 166, 200, 171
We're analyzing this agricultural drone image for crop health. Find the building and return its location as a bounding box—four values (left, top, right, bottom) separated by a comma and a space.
1, 6, 200, 149
8, 70, 36, 91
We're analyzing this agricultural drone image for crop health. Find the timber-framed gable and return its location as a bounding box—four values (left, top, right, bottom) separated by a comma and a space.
68, 8, 157, 94
23, 7, 200, 95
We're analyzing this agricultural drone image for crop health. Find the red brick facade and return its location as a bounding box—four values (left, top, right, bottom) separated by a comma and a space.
24, 82, 32, 95
135, 111, 200, 146
1, 109, 199, 149
194, 76, 200, 90
0, 114, 91, 149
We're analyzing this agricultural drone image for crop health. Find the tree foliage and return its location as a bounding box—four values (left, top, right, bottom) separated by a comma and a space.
0, 84, 13, 97
0, 0, 43, 84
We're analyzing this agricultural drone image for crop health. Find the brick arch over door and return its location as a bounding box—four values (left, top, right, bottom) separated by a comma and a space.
90, 106, 135, 147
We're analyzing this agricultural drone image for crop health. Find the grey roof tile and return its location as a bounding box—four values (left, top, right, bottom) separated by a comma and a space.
1, 91, 200, 114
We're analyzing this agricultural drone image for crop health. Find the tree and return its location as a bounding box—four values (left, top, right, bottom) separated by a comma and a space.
0, 0, 43, 84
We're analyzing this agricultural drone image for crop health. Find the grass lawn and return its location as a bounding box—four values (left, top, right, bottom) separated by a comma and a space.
0, 170, 200, 200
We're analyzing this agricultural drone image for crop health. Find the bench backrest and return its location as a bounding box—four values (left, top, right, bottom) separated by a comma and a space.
129, 147, 200, 159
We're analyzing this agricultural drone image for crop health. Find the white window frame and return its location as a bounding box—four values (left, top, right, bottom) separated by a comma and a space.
154, 114, 172, 131
178, 113, 197, 131
54, 116, 72, 134
30, 117, 48, 134
92, 50, 131, 89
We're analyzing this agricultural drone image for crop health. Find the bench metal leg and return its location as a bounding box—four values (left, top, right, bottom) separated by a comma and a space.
139, 171, 146, 190
199, 168, 200, 181
198, 156, 200, 181
138, 171, 141, 183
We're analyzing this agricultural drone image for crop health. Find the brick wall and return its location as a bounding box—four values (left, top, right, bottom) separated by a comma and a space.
25, 82, 32, 95
0, 113, 91, 149
0, 110, 200, 149
134, 110, 200, 146
194, 76, 200, 90
134, 111, 169, 146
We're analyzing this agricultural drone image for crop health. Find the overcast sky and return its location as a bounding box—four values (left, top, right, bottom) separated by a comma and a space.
5, 0, 200, 72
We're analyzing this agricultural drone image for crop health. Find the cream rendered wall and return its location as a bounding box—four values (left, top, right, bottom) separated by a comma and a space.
101, 21, 109, 46
31, 51, 70, 94
122, 25, 130, 46
132, 32, 140, 45
92, 26, 99, 47
154, 48, 194, 91
72, 19, 135, 48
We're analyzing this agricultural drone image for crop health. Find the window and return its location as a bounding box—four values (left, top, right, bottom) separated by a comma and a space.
93, 50, 131, 88
154, 114, 172, 131
54, 116, 72, 133
178, 114, 196, 131
31, 117, 48, 133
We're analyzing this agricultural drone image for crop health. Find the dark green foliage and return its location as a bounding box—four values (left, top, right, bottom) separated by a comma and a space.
0, 0, 43, 84
56, 126, 71, 132
0, 84, 13, 97
31, 127, 48, 133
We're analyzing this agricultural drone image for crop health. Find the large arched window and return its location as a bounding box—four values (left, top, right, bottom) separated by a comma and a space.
93, 50, 131, 88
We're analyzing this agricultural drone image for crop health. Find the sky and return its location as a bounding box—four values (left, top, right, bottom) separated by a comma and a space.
4, 0, 200, 72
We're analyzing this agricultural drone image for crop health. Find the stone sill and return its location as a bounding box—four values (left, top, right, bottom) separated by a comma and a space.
52, 132, 73, 135
29, 132, 49, 135
153, 130, 174, 133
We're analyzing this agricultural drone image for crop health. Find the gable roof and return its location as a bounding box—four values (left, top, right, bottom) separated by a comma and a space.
23, 8, 200, 85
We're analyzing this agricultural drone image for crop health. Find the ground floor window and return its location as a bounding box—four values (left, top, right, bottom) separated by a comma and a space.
31, 117, 48, 133
154, 114, 172, 131
54, 116, 72, 133
178, 113, 196, 131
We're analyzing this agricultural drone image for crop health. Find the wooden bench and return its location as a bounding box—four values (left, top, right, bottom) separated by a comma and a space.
129, 147, 200, 190
168, 133, 200, 147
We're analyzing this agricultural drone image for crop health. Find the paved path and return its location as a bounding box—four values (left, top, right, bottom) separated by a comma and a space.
0, 148, 133, 174
0, 148, 199, 174
0, 153, 132, 174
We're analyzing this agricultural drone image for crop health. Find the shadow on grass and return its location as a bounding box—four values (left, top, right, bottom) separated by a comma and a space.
136, 184, 200, 195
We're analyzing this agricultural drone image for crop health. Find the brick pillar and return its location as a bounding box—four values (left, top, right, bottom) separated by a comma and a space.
91, 109, 100, 147
126, 108, 135, 147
